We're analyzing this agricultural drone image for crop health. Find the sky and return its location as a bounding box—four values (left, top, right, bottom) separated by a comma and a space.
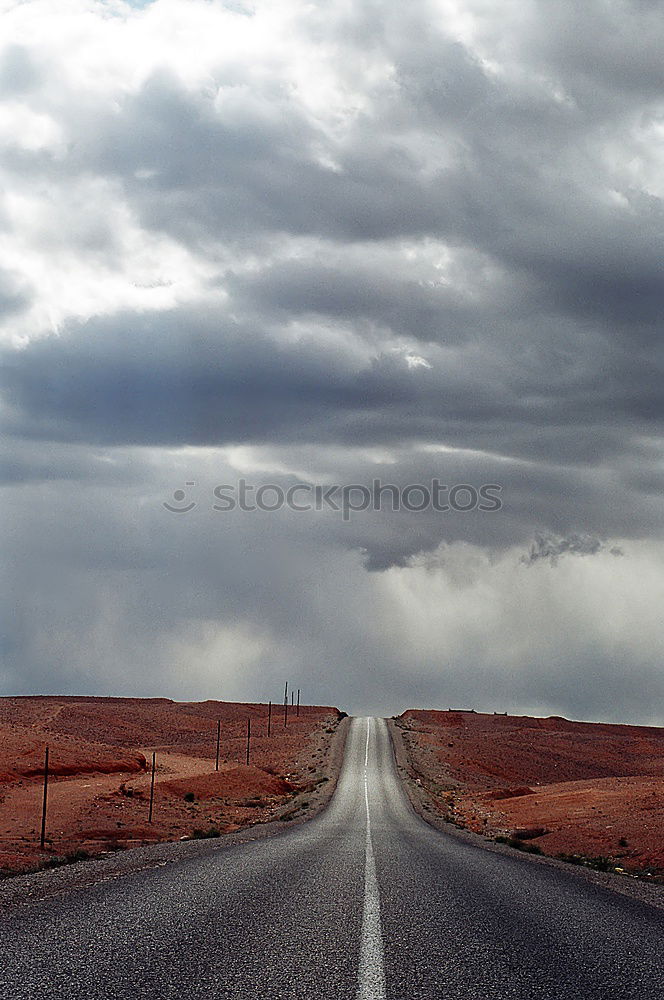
2, 0, 664, 722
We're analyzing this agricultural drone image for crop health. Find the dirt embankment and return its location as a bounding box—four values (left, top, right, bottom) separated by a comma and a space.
0, 696, 346, 876
393, 709, 664, 880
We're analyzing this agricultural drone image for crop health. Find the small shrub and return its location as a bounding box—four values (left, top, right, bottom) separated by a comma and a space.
510, 840, 542, 855
557, 852, 612, 871
192, 826, 221, 840
493, 836, 543, 855
511, 827, 547, 841
586, 856, 611, 872
65, 849, 90, 864
39, 856, 67, 870
619, 837, 629, 848
183, 792, 195, 803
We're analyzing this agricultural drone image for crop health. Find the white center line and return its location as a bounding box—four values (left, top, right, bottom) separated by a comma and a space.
357, 718, 387, 1000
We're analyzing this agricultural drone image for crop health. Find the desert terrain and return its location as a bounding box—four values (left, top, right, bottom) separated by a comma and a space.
0, 696, 344, 875
394, 709, 664, 877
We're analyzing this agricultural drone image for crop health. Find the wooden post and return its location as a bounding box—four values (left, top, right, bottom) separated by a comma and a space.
267, 700, 272, 737
215, 718, 221, 772
148, 751, 156, 823
39, 745, 49, 849
284, 692, 288, 727
246, 718, 251, 765
296, 688, 300, 717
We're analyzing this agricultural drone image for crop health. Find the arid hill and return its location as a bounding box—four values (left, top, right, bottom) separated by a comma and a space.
395, 709, 664, 876
0, 696, 344, 875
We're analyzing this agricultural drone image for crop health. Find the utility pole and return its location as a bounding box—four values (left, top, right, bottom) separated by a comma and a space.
296, 688, 300, 717
246, 718, 251, 765
148, 751, 156, 823
39, 745, 49, 850
215, 718, 221, 772
267, 700, 272, 737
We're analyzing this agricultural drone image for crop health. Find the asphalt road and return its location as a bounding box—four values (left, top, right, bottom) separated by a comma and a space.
0, 717, 662, 998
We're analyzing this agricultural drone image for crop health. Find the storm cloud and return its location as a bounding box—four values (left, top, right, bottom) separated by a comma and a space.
1, 0, 664, 721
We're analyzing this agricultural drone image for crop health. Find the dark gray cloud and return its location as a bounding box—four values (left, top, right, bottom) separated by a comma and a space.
1, 0, 664, 721
520, 532, 624, 567
2, 305, 664, 470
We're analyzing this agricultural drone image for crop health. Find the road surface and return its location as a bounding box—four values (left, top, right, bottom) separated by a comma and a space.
0, 717, 662, 998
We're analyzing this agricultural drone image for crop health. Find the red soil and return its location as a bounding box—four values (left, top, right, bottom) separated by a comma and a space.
161, 766, 295, 800
0, 696, 342, 875
397, 709, 664, 874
